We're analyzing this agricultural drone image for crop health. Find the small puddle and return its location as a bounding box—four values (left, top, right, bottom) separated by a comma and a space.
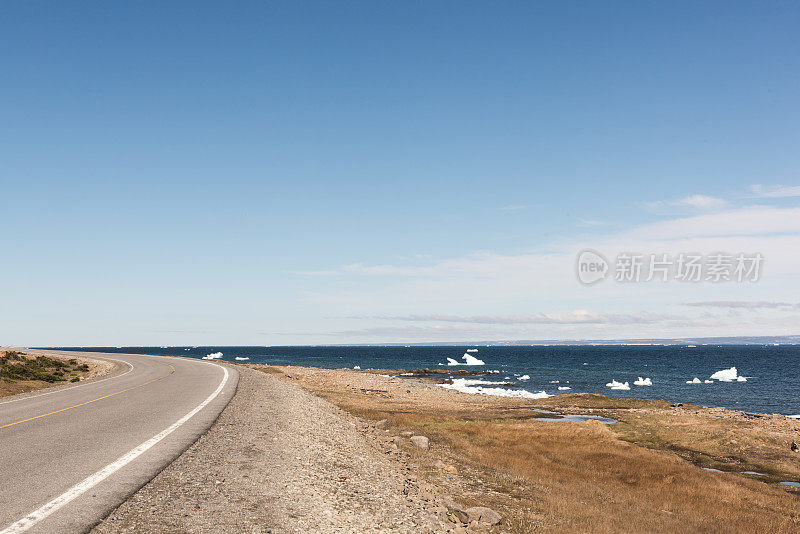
780, 481, 800, 488
532, 410, 617, 424
741, 471, 767, 476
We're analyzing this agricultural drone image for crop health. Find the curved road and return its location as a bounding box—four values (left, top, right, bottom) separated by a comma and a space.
0, 350, 238, 533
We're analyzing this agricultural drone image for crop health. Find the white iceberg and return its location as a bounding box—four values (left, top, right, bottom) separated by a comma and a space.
686, 377, 702, 384
605, 380, 630, 390
710, 367, 738, 381
202, 352, 223, 360
462, 353, 485, 365
234, 357, 250, 361
704, 380, 714, 383
518, 374, 530, 381
558, 386, 572, 390
353, 365, 361, 369
446, 357, 460, 366
633, 377, 653, 386
466, 349, 479, 352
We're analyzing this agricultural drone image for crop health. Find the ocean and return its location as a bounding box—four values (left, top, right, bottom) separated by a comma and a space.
49, 345, 800, 416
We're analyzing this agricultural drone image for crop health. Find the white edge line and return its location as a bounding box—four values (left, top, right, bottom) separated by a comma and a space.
0, 362, 230, 534
0, 358, 135, 407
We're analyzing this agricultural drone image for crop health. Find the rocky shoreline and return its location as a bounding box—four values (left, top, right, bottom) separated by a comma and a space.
94, 364, 499, 533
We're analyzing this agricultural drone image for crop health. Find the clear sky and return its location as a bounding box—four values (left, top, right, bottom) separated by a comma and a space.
2, 2, 799, 345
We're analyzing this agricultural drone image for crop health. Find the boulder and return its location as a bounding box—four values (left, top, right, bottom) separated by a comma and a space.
392, 436, 404, 446
465, 506, 501, 525
376, 419, 391, 430
442, 498, 469, 524
400, 430, 414, 438
791, 441, 798, 452
410, 436, 429, 449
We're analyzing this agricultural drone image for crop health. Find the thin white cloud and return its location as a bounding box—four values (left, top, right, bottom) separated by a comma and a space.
750, 184, 800, 198
675, 194, 728, 210
501, 204, 527, 211
645, 194, 728, 211
577, 219, 608, 227
358, 311, 681, 325
684, 301, 798, 310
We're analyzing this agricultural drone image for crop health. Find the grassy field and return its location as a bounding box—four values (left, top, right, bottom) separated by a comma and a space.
265, 365, 800, 533
0, 351, 93, 397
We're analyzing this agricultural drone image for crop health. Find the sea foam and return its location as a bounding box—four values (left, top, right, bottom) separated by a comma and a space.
440, 378, 550, 399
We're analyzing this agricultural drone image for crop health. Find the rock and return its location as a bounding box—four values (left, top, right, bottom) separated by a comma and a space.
465, 506, 501, 525
791, 441, 798, 452
376, 419, 391, 430
392, 436, 404, 446
400, 430, 414, 438
442, 498, 469, 524
410, 436, 429, 449
444, 465, 458, 475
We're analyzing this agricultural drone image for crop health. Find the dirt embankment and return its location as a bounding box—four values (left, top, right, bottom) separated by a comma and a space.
0, 348, 115, 399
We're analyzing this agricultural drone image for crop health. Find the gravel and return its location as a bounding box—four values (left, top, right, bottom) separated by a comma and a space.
93, 365, 452, 533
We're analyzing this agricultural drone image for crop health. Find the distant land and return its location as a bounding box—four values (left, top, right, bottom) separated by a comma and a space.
333, 335, 800, 347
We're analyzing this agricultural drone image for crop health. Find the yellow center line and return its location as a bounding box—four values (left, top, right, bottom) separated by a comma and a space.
0, 364, 176, 431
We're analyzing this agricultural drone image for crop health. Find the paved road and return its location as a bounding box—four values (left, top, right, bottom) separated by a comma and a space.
0, 350, 238, 534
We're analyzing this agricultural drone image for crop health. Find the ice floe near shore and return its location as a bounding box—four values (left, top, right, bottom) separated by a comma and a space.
202, 352, 223, 360
633, 377, 653, 386
686, 377, 702, 384
518, 374, 530, 381
235, 357, 250, 361
558, 386, 571, 390
440, 378, 550, 399
605, 380, 630, 390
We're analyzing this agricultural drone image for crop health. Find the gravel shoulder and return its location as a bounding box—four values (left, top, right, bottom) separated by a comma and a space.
94, 365, 456, 533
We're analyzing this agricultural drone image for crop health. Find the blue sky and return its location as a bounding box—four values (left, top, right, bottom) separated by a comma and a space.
2, 2, 799, 345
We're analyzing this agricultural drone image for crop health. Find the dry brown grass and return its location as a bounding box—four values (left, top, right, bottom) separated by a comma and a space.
261, 366, 800, 533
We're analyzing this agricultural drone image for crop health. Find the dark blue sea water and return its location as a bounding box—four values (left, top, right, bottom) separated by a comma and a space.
48, 345, 800, 415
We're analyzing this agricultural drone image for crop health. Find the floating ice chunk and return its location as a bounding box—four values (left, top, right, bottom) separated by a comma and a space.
704, 380, 714, 383
710, 367, 738, 381
440, 379, 550, 399
462, 353, 485, 365
353, 365, 361, 369
549, 380, 560, 384
558, 386, 572, 390
686, 377, 702, 384
446, 358, 460, 366
633, 377, 653, 386
235, 357, 250, 361
518, 375, 530, 381
466, 349, 479, 352
202, 352, 223, 360
606, 380, 630, 390
736, 376, 747, 382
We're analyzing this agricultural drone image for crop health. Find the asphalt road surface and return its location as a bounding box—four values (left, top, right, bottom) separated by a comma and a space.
0, 350, 238, 533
